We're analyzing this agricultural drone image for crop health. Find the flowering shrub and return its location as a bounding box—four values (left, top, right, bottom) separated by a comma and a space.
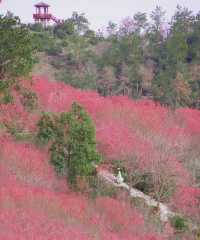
172, 186, 200, 220
1, 76, 200, 238
0, 136, 163, 239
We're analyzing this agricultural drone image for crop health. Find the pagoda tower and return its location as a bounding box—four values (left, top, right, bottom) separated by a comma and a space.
33, 2, 52, 26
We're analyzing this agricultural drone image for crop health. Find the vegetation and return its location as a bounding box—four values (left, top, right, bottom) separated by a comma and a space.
1, 8, 200, 240
170, 215, 188, 231
37, 102, 101, 186
31, 6, 200, 109
0, 12, 35, 100
0, 74, 199, 239
37, 112, 58, 144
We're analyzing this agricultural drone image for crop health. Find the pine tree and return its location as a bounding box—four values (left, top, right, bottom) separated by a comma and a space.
62, 102, 101, 185
38, 102, 101, 186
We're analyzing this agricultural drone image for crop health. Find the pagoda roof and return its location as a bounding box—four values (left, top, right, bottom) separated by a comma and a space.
34, 2, 50, 7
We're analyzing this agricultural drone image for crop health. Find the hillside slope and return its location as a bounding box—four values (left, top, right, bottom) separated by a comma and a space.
0, 76, 200, 239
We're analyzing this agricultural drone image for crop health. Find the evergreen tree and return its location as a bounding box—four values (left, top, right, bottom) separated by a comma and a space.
38, 103, 101, 186
62, 102, 101, 184
0, 13, 35, 99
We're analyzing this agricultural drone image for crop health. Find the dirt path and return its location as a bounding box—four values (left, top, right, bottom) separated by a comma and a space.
98, 169, 175, 222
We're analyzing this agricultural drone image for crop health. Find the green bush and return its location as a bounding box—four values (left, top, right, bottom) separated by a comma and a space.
0, 13, 35, 81
170, 215, 188, 231
37, 102, 101, 187
45, 42, 62, 56
58, 69, 97, 90
37, 112, 58, 144
2, 92, 14, 104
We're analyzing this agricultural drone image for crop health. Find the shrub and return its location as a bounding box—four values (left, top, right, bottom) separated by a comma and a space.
0, 13, 35, 88
170, 215, 188, 231
37, 112, 58, 144
54, 102, 101, 185
45, 40, 62, 56
37, 102, 101, 186
1, 92, 14, 104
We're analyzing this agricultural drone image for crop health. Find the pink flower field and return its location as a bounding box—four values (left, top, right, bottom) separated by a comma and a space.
0, 76, 200, 239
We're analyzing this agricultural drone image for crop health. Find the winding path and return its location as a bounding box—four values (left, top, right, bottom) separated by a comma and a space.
98, 169, 175, 222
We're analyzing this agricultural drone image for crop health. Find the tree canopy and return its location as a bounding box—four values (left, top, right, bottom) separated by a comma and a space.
29, 6, 200, 109
0, 13, 34, 81
37, 102, 101, 186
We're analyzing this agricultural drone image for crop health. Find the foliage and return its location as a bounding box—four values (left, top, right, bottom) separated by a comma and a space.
45, 41, 62, 56
70, 11, 89, 34
33, 31, 62, 56
1, 76, 200, 238
37, 102, 101, 185
37, 112, 58, 144
1, 136, 159, 240
58, 68, 97, 90
29, 6, 200, 108
0, 13, 35, 94
172, 186, 200, 221
53, 19, 76, 38
170, 215, 188, 231
32, 77, 200, 209
65, 36, 94, 67
1, 92, 14, 104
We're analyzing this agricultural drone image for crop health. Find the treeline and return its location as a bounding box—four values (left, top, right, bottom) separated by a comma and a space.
31, 6, 200, 109
2, 6, 200, 109
0, 12, 35, 103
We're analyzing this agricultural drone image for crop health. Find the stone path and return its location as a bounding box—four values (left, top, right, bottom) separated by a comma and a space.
98, 169, 175, 222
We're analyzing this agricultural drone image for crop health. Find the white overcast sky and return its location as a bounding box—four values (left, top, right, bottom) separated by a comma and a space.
0, 0, 199, 30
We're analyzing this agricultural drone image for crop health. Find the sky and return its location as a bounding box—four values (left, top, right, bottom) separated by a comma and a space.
0, 0, 199, 30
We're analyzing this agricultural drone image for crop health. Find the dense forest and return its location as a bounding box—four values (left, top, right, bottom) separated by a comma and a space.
0, 6, 200, 240
28, 5, 200, 109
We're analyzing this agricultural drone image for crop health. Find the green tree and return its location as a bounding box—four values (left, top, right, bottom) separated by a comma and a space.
133, 12, 148, 34
62, 103, 101, 184
147, 6, 166, 63
65, 36, 94, 69
70, 12, 89, 35
84, 29, 98, 45
171, 5, 194, 33
37, 103, 101, 186
151, 6, 194, 108
53, 19, 75, 39
106, 21, 118, 38
153, 67, 191, 108
0, 13, 35, 91
37, 112, 58, 144
150, 6, 166, 32
127, 35, 144, 98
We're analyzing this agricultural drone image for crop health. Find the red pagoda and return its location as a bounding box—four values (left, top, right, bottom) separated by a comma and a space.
33, 2, 52, 26
33, 2, 64, 26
